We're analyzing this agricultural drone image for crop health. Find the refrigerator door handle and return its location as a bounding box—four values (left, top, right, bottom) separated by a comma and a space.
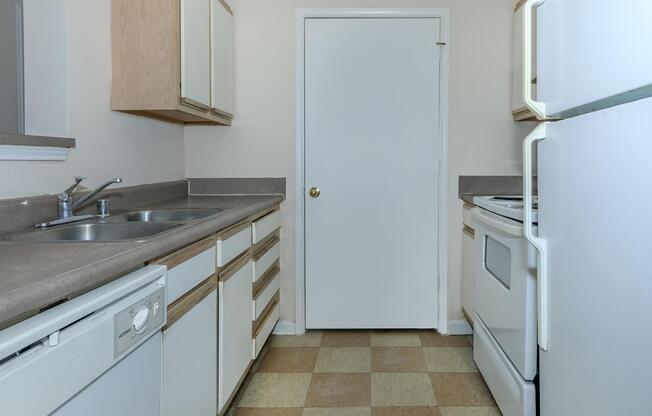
523, 0, 549, 120
523, 122, 549, 350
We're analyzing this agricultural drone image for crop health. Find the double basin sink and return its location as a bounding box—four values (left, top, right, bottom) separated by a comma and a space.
9, 209, 224, 243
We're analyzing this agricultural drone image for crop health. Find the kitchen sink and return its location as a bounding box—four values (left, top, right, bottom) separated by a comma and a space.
111, 208, 224, 222
9, 222, 179, 242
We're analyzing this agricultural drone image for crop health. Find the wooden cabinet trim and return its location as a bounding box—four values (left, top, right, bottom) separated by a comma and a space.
164, 274, 218, 330
218, 219, 250, 240
251, 205, 280, 223
252, 291, 280, 335
252, 260, 280, 299
211, 107, 234, 119
217, 0, 233, 16
463, 225, 475, 238
181, 96, 210, 112
514, 0, 527, 12
218, 250, 252, 282
253, 232, 280, 260
150, 235, 216, 270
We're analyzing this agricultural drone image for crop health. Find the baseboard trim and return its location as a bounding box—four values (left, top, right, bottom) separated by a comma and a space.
272, 320, 296, 335
447, 319, 473, 335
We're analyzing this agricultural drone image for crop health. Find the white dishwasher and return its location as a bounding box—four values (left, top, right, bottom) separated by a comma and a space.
0, 265, 166, 416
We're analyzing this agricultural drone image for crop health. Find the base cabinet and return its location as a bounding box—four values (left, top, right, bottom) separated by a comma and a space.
218, 257, 253, 413
461, 204, 476, 325
162, 289, 218, 416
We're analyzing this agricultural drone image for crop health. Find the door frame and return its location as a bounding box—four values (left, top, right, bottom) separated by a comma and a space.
293, 8, 450, 335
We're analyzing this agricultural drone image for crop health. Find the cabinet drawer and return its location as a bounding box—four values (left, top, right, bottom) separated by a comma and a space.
252, 265, 280, 321
474, 314, 536, 416
151, 236, 216, 306
252, 234, 280, 283
252, 302, 279, 359
217, 221, 252, 267
252, 209, 280, 244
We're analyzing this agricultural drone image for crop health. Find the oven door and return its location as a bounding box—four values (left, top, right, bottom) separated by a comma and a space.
471, 207, 537, 380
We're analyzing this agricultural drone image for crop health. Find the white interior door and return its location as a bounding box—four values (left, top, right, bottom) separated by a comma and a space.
304, 17, 441, 329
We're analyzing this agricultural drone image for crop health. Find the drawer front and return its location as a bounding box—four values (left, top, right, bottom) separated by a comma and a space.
463, 204, 474, 227
252, 210, 280, 244
165, 247, 216, 306
474, 314, 536, 416
217, 225, 252, 267
253, 240, 280, 283
252, 303, 279, 359
253, 274, 280, 321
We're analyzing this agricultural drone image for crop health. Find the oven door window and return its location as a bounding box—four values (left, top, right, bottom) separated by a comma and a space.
484, 236, 511, 289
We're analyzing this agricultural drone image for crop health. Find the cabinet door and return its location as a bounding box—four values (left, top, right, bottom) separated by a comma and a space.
210, 0, 234, 117
218, 260, 253, 412
181, 0, 211, 109
162, 290, 217, 416
461, 223, 475, 323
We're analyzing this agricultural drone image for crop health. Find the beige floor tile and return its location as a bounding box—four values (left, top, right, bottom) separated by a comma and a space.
271, 332, 323, 348
423, 348, 477, 372
235, 408, 303, 416
257, 347, 319, 373
429, 373, 496, 407
371, 406, 440, 416
305, 373, 371, 407
314, 347, 371, 373
371, 347, 427, 372
238, 373, 312, 408
371, 373, 436, 407
371, 331, 421, 347
418, 331, 470, 347
303, 407, 372, 416
439, 407, 501, 416
321, 330, 371, 347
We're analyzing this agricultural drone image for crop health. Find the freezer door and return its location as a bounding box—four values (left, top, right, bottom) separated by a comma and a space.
537, 96, 652, 416
537, 0, 652, 117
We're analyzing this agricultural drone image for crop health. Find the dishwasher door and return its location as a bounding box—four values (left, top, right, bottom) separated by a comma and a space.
52, 333, 161, 416
0, 266, 166, 416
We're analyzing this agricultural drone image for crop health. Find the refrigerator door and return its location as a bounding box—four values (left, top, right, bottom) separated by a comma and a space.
537, 96, 652, 416
537, 0, 652, 117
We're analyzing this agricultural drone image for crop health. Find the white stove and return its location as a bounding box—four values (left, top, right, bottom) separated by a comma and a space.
472, 195, 538, 223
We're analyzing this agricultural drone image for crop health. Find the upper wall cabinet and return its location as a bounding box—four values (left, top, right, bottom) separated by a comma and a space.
111, 0, 234, 125
511, 0, 537, 122
211, 0, 235, 118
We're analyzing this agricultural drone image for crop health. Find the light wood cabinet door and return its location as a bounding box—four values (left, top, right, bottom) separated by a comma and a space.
218, 260, 253, 413
162, 289, 218, 416
210, 0, 234, 117
181, 0, 211, 109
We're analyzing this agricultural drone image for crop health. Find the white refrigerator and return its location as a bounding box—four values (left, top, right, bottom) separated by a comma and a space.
521, 1, 652, 415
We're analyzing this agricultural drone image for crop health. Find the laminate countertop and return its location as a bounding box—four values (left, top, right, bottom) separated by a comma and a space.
0, 195, 283, 331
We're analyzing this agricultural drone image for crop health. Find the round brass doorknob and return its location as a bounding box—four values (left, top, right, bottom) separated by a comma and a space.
309, 187, 320, 198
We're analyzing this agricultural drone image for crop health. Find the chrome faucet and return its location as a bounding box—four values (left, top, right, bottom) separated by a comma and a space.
36, 177, 123, 228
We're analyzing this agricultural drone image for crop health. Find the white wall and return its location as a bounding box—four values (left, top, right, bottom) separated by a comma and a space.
0, 0, 185, 198
186, 0, 535, 330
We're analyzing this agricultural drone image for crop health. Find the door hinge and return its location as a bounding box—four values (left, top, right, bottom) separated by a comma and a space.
436, 160, 442, 175
436, 42, 446, 46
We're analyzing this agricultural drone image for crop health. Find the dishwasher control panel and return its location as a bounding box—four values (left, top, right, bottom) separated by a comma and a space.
114, 287, 165, 357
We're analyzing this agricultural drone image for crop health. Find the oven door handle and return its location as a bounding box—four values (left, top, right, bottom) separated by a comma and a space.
470, 207, 523, 237
523, 122, 549, 350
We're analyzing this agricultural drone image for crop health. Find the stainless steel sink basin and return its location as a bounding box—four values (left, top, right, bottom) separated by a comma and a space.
112, 208, 223, 222
9, 223, 179, 242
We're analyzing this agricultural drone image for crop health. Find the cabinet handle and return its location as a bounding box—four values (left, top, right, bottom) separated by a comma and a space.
309, 187, 320, 198
523, 122, 549, 350
522, 0, 548, 120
